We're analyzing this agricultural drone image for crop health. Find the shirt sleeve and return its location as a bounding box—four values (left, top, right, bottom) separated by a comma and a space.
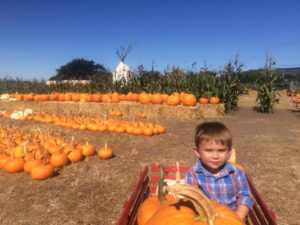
236, 169, 254, 209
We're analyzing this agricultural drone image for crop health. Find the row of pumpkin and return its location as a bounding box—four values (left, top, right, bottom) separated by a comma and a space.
0, 128, 113, 180
1, 110, 166, 136
7, 92, 220, 106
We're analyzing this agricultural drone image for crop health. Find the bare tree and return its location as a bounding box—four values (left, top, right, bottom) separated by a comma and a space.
116, 43, 135, 62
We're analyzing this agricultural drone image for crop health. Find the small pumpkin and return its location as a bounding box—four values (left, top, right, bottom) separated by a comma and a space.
199, 97, 209, 104
97, 143, 114, 159
81, 138, 96, 157
209, 96, 220, 104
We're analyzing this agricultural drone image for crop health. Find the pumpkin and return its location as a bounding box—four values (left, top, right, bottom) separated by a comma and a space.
4, 154, 25, 173
161, 94, 169, 102
145, 184, 244, 225
39, 94, 49, 101
92, 93, 102, 102
151, 93, 163, 104
131, 93, 140, 101
209, 97, 220, 104
98, 143, 114, 159
139, 92, 151, 104
24, 158, 42, 173
81, 138, 96, 157
137, 165, 176, 225
182, 93, 197, 106
199, 97, 209, 104
67, 148, 84, 163
102, 93, 112, 103
111, 92, 120, 103
50, 150, 69, 168
31, 163, 54, 180
49, 93, 58, 101
167, 93, 181, 106
142, 126, 153, 136
71, 93, 80, 102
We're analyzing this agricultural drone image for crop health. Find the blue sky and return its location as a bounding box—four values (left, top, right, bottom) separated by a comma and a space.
0, 0, 300, 80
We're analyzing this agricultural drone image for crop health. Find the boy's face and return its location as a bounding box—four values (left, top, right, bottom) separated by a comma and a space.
194, 139, 231, 175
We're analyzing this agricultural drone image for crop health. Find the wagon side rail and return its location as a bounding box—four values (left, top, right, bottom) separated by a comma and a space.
117, 167, 149, 225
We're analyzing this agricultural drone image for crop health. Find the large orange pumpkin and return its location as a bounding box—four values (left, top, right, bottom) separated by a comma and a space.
167, 93, 181, 106
31, 163, 54, 180
151, 93, 163, 104
92, 93, 102, 102
145, 184, 244, 225
182, 93, 197, 106
137, 165, 176, 225
139, 92, 151, 104
111, 92, 120, 103
4, 157, 25, 173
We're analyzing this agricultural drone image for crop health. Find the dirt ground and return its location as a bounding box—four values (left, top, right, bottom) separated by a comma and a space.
0, 95, 299, 225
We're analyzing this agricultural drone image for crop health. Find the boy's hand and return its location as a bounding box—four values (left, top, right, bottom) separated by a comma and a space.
235, 204, 249, 221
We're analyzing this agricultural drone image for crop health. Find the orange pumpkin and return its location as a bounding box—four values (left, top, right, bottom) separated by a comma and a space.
81, 139, 96, 157
137, 165, 176, 225
151, 93, 163, 104
111, 92, 120, 103
50, 151, 69, 168
92, 93, 102, 102
139, 92, 151, 104
31, 163, 54, 180
199, 97, 209, 104
24, 158, 42, 173
182, 93, 197, 106
167, 93, 181, 106
145, 184, 244, 225
97, 143, 114, 159
4, 157, 25, 173
209, 96, 220, 104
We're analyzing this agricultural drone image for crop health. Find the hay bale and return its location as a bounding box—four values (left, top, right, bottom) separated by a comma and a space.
0, 100, 225, 121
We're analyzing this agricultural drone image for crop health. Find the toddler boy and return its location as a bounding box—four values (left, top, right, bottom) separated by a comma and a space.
185, 121, 253, 220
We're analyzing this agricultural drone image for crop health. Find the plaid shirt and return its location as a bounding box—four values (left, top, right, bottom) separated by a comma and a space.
185, 160, 253, 210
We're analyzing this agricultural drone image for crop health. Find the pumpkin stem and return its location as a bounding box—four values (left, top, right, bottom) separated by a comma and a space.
157, 164, 166, 204
165, 184, 216, 225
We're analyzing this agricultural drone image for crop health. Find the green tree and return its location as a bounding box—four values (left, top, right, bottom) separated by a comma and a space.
50, 58, 106, 80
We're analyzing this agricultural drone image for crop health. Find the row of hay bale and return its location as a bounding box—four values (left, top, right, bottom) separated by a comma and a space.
0, 100, 225, 121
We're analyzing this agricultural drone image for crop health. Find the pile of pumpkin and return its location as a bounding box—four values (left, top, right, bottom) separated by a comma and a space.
290, 93, 300, 107
10, 92, 220, 106
0, 127, 114, 180
137, 165, 244, 225
17, 111, 166, 136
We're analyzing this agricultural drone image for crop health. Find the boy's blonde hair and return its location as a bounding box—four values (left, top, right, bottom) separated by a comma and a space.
194, 122, 232, 149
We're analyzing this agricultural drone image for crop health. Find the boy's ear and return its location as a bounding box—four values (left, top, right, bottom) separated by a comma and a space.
193, 146, 201, 158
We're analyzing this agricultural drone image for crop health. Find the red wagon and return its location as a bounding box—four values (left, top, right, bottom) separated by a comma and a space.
118, 165, 277, 225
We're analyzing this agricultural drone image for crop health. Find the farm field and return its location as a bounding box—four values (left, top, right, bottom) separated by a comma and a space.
0, 94, 299, 225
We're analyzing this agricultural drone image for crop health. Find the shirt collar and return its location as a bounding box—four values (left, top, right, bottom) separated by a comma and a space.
194, 160, 235, 177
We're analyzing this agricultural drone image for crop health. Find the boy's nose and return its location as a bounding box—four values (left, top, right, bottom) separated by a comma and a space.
212, 152, 219, 158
